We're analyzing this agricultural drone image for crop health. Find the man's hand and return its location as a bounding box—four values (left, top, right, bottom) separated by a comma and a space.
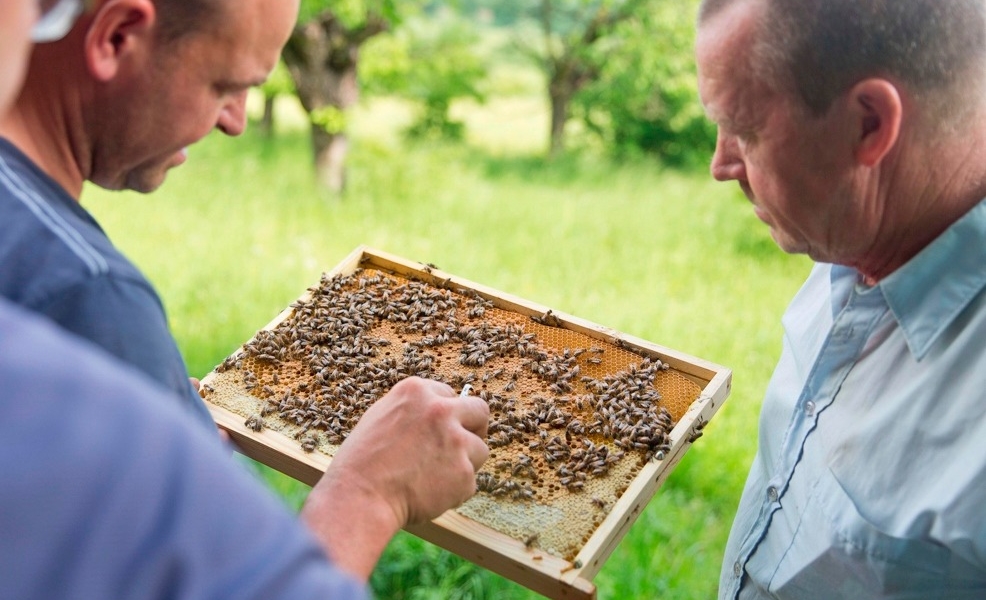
300, 377, 490, 580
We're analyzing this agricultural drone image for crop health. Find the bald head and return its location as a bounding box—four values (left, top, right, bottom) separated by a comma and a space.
152, 0, 227, 44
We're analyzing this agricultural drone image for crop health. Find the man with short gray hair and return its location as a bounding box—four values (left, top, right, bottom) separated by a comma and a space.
696, 0, 986, 597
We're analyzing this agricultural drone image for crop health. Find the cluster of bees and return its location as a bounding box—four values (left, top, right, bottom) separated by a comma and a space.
206, 267, 678, 506
472, 355, 672, 502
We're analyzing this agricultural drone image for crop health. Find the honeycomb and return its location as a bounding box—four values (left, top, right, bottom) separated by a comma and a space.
202, 266, 701, 561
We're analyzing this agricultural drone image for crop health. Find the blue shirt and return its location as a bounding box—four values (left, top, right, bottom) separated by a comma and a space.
0, 137, 213, 430
721, 199, 986, 599
0, 298, 368, 600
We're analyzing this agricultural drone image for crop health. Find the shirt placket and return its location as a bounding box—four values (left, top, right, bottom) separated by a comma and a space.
725, 283, 888, 599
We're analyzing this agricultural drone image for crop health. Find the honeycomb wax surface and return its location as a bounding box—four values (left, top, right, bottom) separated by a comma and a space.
202, 267, 701, 561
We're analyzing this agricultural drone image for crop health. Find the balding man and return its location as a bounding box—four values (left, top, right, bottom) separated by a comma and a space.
696, 0, 986, 598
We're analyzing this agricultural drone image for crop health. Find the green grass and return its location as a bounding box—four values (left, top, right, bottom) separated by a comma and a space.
85, 97, 811, 598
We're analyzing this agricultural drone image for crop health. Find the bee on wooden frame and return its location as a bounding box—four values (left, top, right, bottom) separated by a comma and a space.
244, 414, 264, 432
300, 436, 318, 453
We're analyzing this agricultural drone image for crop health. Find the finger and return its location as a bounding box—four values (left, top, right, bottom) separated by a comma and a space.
453, 396, 490, 436
426, 377, 456, 397
456, 475, 479, 508
464, 434, 490, 472
402, 375, 455, 397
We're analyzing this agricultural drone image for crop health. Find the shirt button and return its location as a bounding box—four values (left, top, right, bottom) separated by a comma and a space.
805, 401, 816, 416
767, 486, 779, 503
733, 561, 742, 577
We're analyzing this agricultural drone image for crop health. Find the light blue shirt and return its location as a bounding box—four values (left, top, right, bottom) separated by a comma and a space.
720, 199, 986, 599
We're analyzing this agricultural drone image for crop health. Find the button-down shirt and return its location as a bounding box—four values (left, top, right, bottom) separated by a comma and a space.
720, 199, 986, 599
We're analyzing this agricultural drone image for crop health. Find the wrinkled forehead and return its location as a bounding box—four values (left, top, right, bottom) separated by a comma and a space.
696, 0, 764, 116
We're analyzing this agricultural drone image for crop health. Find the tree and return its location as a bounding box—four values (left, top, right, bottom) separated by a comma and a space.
515, 0, 650, 157
458, 0, 529, 25
280, 0, 408, 193
574, 0, 715, 166
361, 13, 486, 141
257, 61, 296, 137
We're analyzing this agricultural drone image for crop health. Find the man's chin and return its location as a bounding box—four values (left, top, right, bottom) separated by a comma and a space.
121, 151, 186, 193
768, 230, 809, 256
122, 170, 170, 194
752, 204, 772, 225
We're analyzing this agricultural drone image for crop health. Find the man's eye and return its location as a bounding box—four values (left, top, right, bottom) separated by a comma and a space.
735, 130, 756, 145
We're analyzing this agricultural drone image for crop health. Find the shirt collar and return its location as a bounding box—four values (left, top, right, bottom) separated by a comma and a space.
878, 198, 986, 360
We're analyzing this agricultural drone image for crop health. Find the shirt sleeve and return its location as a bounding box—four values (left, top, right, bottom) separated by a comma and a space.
39, 271, 215, 429
0, 303, 368, 600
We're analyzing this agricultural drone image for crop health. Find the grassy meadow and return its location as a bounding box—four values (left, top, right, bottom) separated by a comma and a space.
85, 90, 811, 598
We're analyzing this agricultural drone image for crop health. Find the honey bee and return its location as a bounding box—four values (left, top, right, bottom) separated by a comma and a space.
476, 472, 496, 493
244, 414, 264, 432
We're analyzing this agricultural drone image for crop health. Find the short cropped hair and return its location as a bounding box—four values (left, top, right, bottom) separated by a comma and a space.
152, 0, 226, 44
699, 0, 986, 125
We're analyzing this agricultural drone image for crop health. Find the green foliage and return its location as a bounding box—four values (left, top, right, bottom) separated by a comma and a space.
362, 15, 486, 141
259, 60, 296, 98
371, 532, 525, 599
458, 0, 530, 25
359, 32, 413, 95
299, 2, 711, 159
310, 105, 347, 134
500, 0, 647, 43
574, 0, 716, 166
298, 0, 403, 26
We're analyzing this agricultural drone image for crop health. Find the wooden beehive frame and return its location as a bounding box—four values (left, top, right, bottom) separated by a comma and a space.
201, 246, 732, 599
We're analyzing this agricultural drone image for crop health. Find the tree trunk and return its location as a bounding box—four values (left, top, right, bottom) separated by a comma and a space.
259, 93, 276, 137
311, 125, 348, 194
281, 11, 388, 194
548, 84, 571, 158
535, 0, 645, 157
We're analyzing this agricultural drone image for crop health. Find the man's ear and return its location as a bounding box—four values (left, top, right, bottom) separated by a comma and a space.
848, 78, 903, 167
84, 0, 157, 81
